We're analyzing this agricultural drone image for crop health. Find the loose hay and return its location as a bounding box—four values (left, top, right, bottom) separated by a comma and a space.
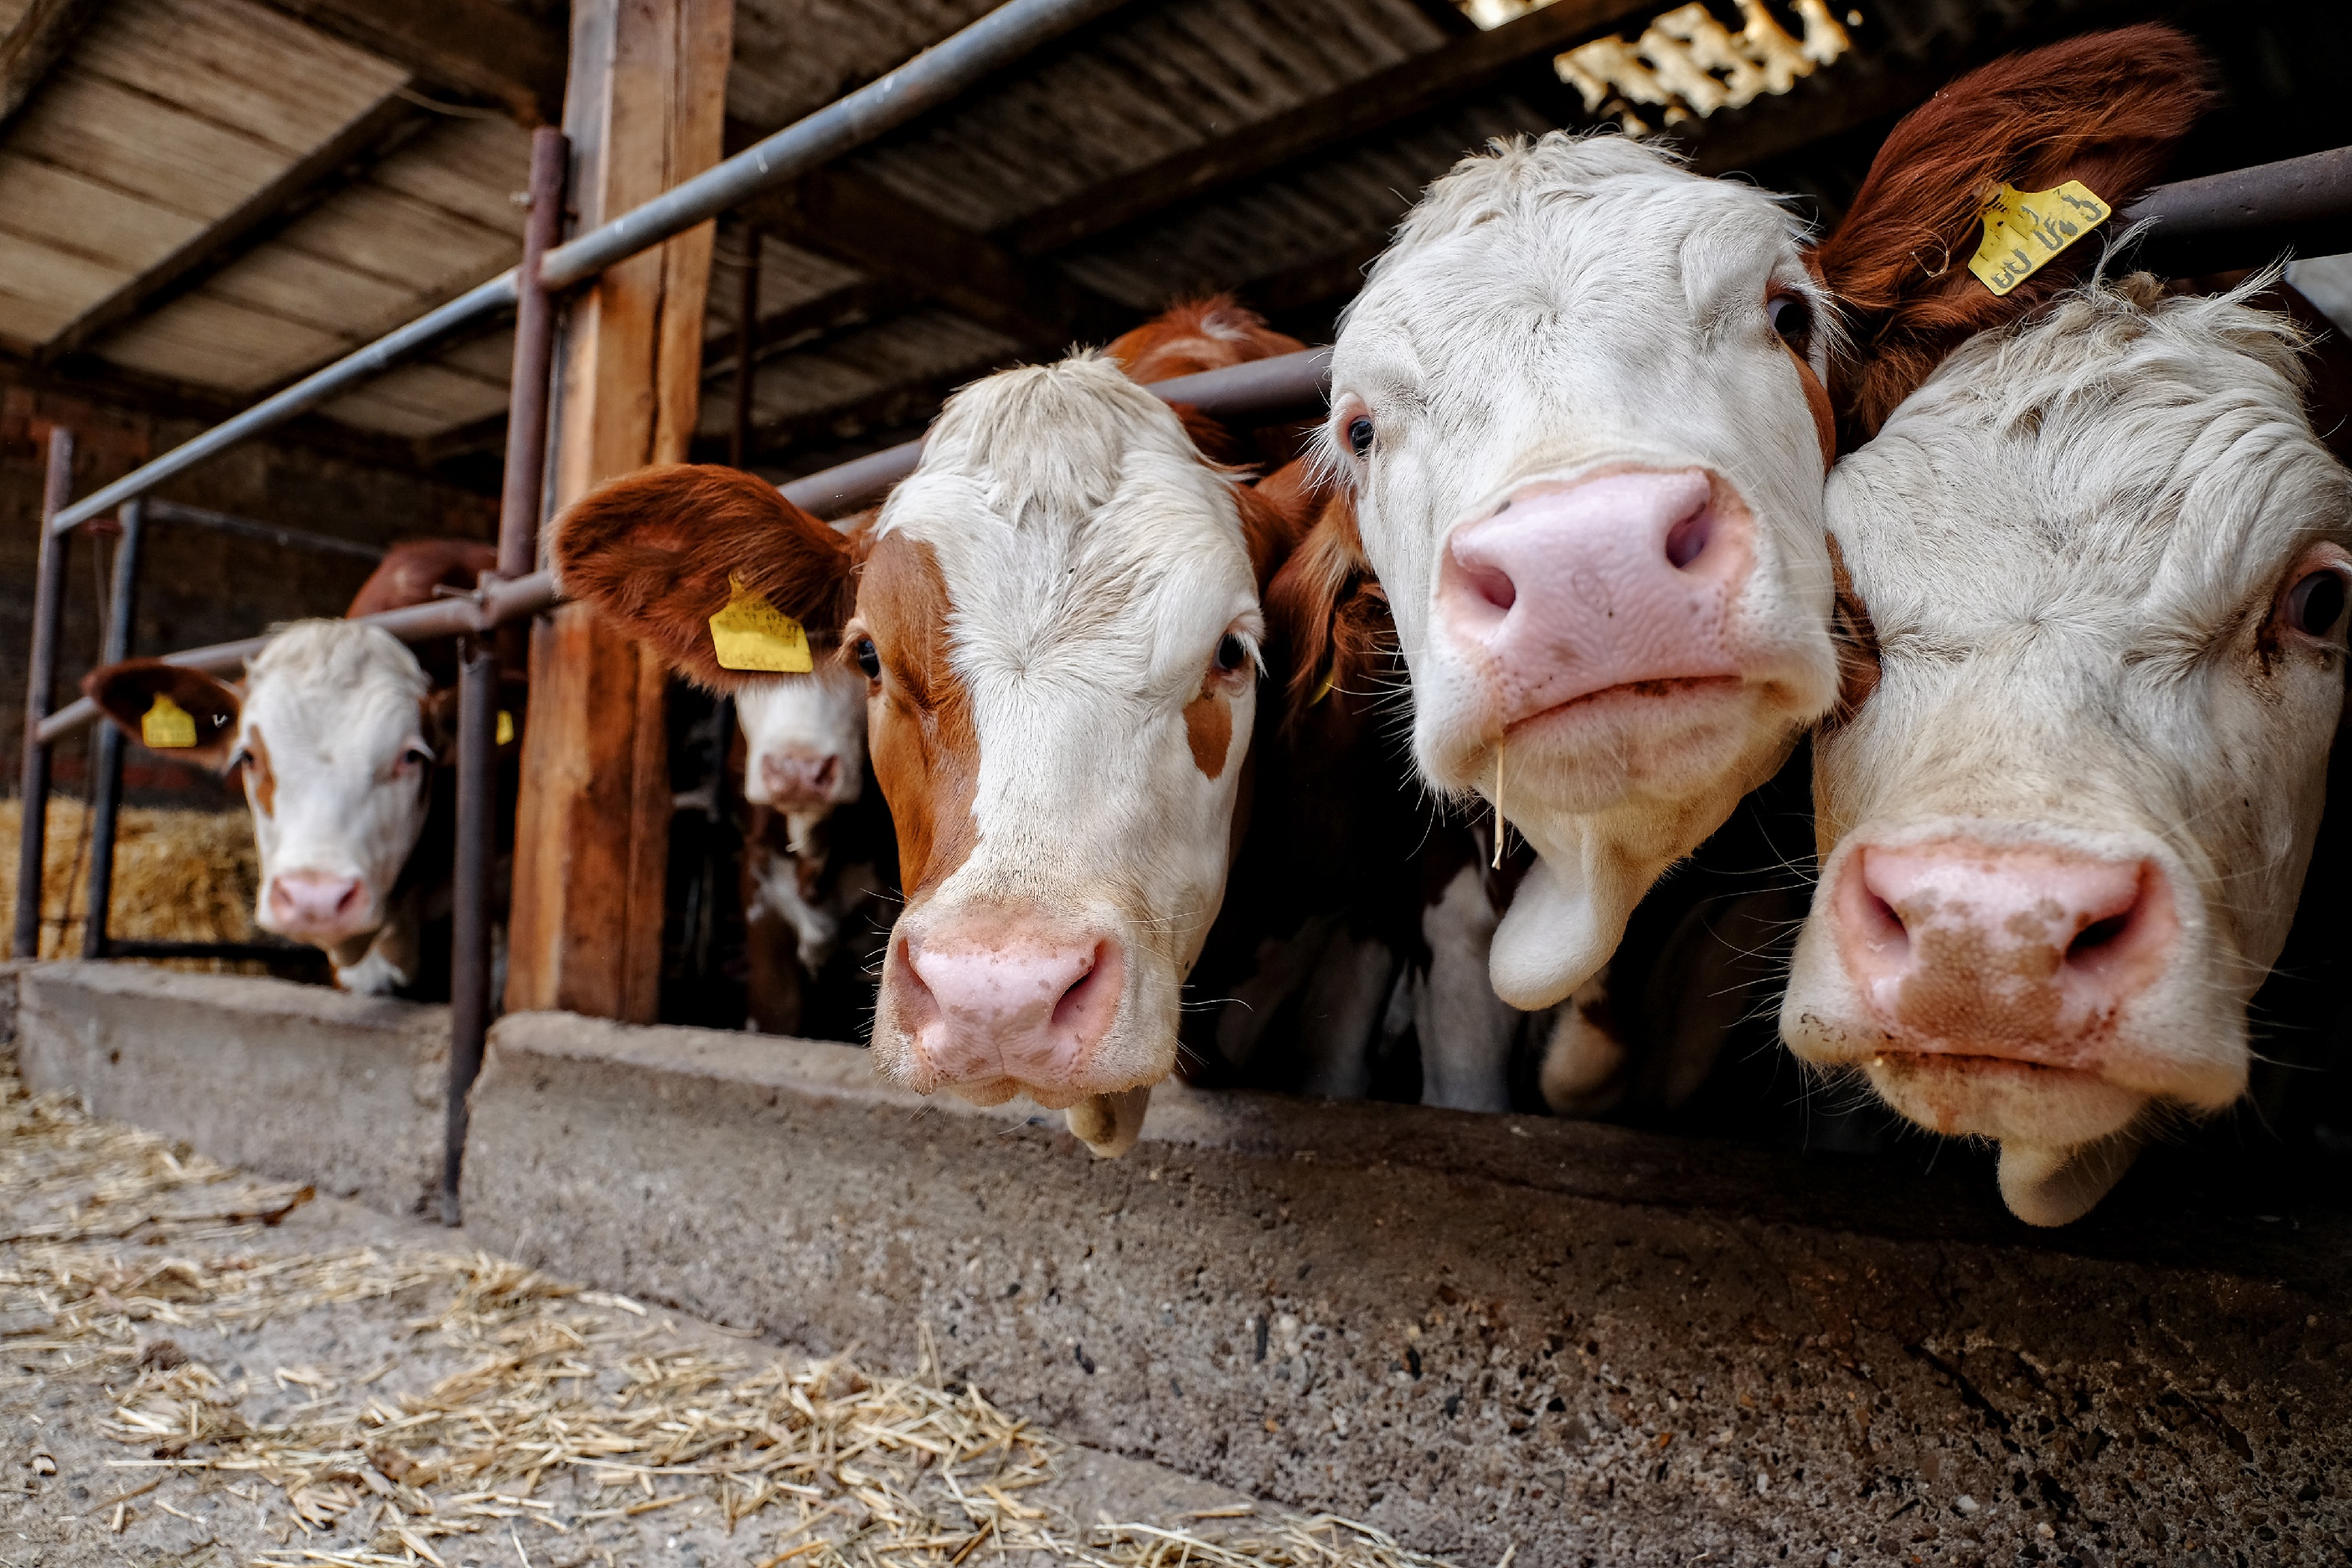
0, 1056, 1459, 1568
0, 796, 259, 962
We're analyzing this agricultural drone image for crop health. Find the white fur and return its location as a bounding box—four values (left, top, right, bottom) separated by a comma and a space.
1783, 278, 2352, 1224
1326, 132, 1839, 1009
236, 621, 437, 982
865, 355, 1265, 1125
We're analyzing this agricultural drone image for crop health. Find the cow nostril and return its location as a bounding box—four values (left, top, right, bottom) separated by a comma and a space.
812, 756, 840, 791
1861, 891, 1907, 952
1461, 561, 1515, 613
2069, 913, 2130, 958
1664, 506, 1714, 569
1050, 940, 1122, 1040
335, 882, 363, 915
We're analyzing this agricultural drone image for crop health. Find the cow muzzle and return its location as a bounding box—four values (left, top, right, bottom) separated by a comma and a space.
754, 746, 853, 811
261, 867, 378, 947
886, 913, 1133, 1109
1436, 467, 1753, 740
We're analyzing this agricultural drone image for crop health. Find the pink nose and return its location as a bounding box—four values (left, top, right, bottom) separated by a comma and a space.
1436, 468, 1748, 724
1832, 841, 2176, 1054
760, 750, 842, 806
267, 870, 366, 936
895, 923, 1125, 1093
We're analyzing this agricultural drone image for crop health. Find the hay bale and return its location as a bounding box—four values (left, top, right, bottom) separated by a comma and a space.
0, 796, 258, 961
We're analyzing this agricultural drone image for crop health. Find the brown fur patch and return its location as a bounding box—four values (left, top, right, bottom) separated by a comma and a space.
244, 726, 278, 817
1824, 533, 1882, 727
1105, 296, 1306, 386
1261, 476, 1392, 735
857, 531, 979, 894
1817, 24, 2215, 445
81, 659, 243, 771
550, 463, 858, 691
1184, 692, 1233, 779
345, 539, 498, 618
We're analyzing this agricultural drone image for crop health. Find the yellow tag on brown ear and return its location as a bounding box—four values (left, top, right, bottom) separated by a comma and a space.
1308, 666, 1338, 706
140, 693, 198, 750
495, 710, 514, 746
708, 575, 814, 673
1968, 180, 2111, 297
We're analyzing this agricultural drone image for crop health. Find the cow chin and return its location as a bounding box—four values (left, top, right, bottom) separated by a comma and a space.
1434, 677, 1790, 816
1858, 1052, 2148, 1153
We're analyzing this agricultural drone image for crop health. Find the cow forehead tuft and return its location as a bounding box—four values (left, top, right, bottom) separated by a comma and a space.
241, 619, 430, 745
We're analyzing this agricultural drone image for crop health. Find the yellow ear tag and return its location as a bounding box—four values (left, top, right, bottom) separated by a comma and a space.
708, 575, 813, 673
1967, 180, 2111, 298
1308, 666, 1338, 706
140, 692, 198, 750
495, 710, 514, 746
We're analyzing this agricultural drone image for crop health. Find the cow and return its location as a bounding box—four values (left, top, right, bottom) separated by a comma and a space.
81, 539, 517, 997
1780, 274, 2352, 1225
554, 355, 1296, 1154
1316, 26, 2212, 1053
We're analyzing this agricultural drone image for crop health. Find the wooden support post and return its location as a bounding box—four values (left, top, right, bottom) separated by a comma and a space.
505, 0, 731, 1022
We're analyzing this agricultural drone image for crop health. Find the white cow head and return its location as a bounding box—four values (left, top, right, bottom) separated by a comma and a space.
1783, 278, 2352, 1225
86, 620, 443, 985
736, 664, 868, 825
554, 355, 1287, 1155
1326, 132, 1841, 1008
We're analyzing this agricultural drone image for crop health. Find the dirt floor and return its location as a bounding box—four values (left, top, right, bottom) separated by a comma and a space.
0, 1054, 1460, 1568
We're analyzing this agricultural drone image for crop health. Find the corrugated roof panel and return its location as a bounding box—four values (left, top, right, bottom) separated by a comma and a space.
100, 291, 349, 391
724, 0, 998, 130
0, 155, 202, 280
323, 360, 511, 437
197, 245, 423, 336
365, 117, 535, 238
0, 230, 134, 345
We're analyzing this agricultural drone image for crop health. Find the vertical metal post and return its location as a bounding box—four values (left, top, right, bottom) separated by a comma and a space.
13, 428, 74, 960
729, 228, 760, 469
82, 499, 144, 960
444, 125, 569, 1225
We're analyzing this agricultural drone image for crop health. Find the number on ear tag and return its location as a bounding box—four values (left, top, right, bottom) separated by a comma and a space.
495, 710, 514, 746
709, 576, 813, 673
141, 693, 198, 750
1967, 180, 2111, 298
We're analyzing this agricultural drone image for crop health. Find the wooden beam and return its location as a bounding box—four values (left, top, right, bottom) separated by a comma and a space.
733, 146, 1131, 348
714, 372, 965, 465
695, 275, 914, 374
249, 0, 564, 124
506, 0, 733, 1023
40, 90, 439, 362
1001, 0, 1653, 256
0, 0, 105, 132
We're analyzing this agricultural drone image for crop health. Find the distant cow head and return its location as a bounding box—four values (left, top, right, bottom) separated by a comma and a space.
85, 621, 445, 977
1782, 278, 2352, 1225
1326, 132, 1842, 1008
736, 665, 868, 815
555, 355, 1289, 1153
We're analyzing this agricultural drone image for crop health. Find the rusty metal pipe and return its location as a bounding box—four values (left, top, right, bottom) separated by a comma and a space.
2119, 147, 2352, 240
82, 499, 144, 960
13, 429, 74, 960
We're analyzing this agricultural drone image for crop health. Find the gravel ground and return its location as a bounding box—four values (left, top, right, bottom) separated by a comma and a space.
0, 1054, 1454, 1568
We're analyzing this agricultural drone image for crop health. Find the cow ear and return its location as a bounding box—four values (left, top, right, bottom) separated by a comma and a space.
550, 463, 857, 692
1816, 23, 2216, 445
82, 659, 242, 771
1261, 481, 1387, 732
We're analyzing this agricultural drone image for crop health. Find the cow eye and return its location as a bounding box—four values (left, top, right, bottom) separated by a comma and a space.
2286, 569, 2347, 638
854, 637, 882, 680
1347, 416, 1375, 458
1768, 293, 1813, 356
401, 745, 434, 768
1215, 633, 1247, 673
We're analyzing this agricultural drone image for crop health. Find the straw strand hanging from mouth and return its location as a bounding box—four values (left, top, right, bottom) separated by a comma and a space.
1490, 742, 1505, 870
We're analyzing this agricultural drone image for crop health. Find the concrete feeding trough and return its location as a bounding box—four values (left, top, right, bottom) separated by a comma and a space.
8, 958, 2348, 1566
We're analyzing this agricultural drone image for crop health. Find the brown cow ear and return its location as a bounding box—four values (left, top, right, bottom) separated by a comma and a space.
550, 463, 857, 692
1816, 23, 2216, 445
82, 659, 242, 771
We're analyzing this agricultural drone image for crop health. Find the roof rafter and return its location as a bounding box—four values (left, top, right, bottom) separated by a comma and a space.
0, 0, 106, 132
247, 0, 564, 124
40, 89, 442, 363
1000, 0, 1652, 257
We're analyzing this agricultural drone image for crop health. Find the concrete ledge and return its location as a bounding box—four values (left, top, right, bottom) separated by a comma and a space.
467, 1011, 2352, 1568
15, 960, 446, 1217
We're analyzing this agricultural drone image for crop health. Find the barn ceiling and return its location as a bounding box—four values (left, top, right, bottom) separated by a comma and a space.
0, 0, 2343, 486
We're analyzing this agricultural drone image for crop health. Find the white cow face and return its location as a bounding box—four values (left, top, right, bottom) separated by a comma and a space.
234, 622, 439, 957
736, 665, 867, 813
855, 357, 1264, 1142
1784, 279, 2352, 1225
1327, 132, 1840, 1009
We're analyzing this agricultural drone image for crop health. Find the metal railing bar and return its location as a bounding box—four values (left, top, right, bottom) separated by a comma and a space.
144, 500, 390, 562
2118, 146, 2352, 241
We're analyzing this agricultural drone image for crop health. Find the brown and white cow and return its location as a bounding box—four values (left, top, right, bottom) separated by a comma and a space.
1318, 26, 2211, 1030
83, 539, 515, 996
555, 356, 1294, 1153
1782, 275, 2352, 1225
